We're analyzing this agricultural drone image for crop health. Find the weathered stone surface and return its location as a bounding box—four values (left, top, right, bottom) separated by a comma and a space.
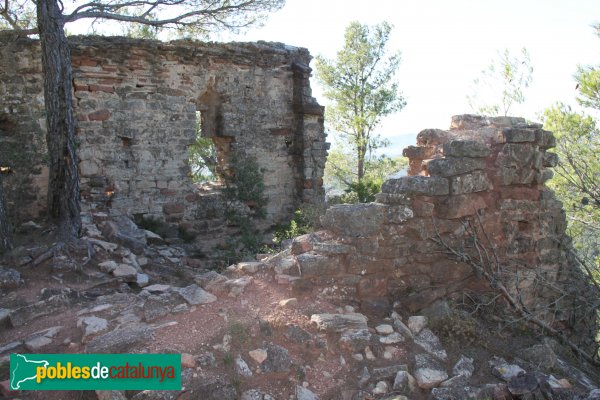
449, 170, 490, 194
417, 128, 452, 146
77, 316, 108, 340
371, 364, 408, 381
443, 140, 492, 158
436, 193, 487, 219
310, 313, 368, 332
453, 355, 475, 378
543, 152, 558, 167
379, 332, 404, 344
174, 284, 216, 305
321, 203, 387, 237
372, 381, 389, 395
248, 349, 268, 364
414, 353, 448, 389
430, 386, 482, 400
340, 329, 372, 352
9, 294, 71, 327
375, 324, 394, 335
284, 324, 312, 344
489, 356, 526, 381
237, 261, 264, 274
381, 176, 449, 196
393, 370, 417, 393
261, 343, 292, 373
181, 353, 196, 369
403, 145, 436, 159
241, 390, 275, 400
297, 253, 337, 276
499, 128, 536, 143
508, 373, 539, 396
85, 325, 153, 353
426, 157, 486, 177
0, 267, 21, 289
296, 385, 318, 400
235, 355, 252, 377
24, 335, 52, 351
112, 264, 137, 281
95, 391, 129, 400
407, 316, 427, 334
414, 328, 447, 360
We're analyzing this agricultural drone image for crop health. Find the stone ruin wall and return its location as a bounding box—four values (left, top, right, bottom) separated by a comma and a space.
264, 115, 594, 345
0, 34, 327, 244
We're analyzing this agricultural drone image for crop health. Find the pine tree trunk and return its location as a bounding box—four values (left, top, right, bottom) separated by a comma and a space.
0, 178, 13, 252
37, 0, 81, 239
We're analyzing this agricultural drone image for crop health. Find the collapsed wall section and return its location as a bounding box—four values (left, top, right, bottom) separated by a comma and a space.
0, 34, 327, 241
264, 115, 596, 349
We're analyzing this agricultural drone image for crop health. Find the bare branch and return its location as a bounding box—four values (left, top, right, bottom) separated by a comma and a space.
430, 217, 600, 367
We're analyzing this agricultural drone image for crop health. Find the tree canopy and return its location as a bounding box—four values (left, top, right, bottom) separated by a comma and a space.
1, 0, 285, 35
316, 21, 405, 196
542, 25, 600, 266
467, 47, 533, 117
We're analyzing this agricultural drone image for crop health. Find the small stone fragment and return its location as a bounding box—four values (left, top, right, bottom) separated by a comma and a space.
296, 385, 318, 400
489, 356, 526, 381
414, 353, 448, 389
375, 324, 394, 335
248, 349, 268, 364
235, 355, 253, 377
279, 298, 298, 307
310, 313, 368, 332
414, 328, 447, 360
453, 355, 475, 378
407, 316, 427, 334
372, 381, 388, 395
379, 332, 404, 344
181, 353, 196, 368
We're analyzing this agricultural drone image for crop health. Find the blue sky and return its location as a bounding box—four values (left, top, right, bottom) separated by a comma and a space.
217, 0, 600, 153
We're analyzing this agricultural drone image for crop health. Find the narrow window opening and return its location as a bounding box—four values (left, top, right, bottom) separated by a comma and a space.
188, 110, 219, 183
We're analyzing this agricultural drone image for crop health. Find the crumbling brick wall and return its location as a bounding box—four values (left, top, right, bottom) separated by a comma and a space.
268, 115, 596, 349
0, 34, 327, 243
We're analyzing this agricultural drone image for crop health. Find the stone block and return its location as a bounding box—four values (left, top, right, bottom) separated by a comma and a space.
543, 152, 558, 167
357, 277, 387, 297
321, 203, 387, 237
381, 176, 449, 196
449, 170, 490, 195
498, 128, 536, 143
497, 143, 536, 168
402, 145, 435, 159
88, 109, 110, 121
296, 253, 339, 276
426, 157, 486, 177
416, 129, 451, 146
436, 193, 487, 219
443, 140, 491, 158
536, 129, 556, 148
163, 202, 184, 215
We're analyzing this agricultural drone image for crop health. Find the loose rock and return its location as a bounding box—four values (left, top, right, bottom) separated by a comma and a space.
414, 353, 448, 389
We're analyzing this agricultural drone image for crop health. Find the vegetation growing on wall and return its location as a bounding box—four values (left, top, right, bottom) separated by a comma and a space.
221, 153, 267, 260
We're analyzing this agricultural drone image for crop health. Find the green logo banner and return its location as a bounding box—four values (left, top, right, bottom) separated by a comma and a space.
10, 354, 181, 390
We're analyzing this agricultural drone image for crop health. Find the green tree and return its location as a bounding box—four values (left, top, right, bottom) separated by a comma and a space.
316, 21, 406, 186
542, 24, 600, 265
325, 146, 407, 203
0, 0, 284, 241
467, 47, 533, 117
